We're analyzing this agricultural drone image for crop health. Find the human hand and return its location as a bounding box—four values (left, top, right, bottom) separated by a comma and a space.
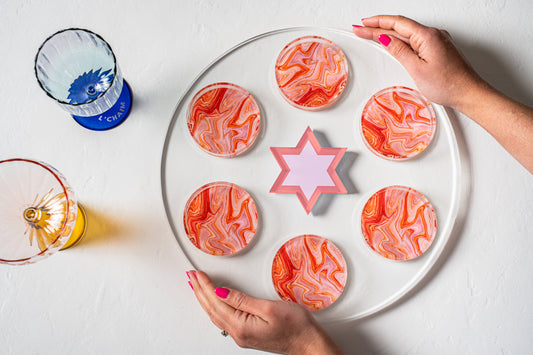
354, 16, 533, 173
187, 270, 344, 355
353, 15, 487, 112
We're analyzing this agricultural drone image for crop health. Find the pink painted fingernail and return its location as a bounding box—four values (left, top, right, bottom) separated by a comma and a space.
379, 34, 391, 47
186, 272, 191, 280
215, 287, 230, 299
352, 25, 362, 28
188, 281, 194, 290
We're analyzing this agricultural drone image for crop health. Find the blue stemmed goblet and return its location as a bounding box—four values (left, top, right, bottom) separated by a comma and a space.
35, 28, 132, 130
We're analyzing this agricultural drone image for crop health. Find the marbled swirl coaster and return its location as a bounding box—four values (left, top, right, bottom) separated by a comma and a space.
361, 185, 437, 261
184, 182, 258, 255
361, 86, 436, 160
272, 234, 347, 311
275, 36, 348, 111
187, 82, 261, 157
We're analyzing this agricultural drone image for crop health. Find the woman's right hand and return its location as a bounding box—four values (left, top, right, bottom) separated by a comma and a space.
353, 15, 487, 112
354, 15, 533, 173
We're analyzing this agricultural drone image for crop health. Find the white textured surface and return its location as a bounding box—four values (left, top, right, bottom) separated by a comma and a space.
1, 1, 532, 354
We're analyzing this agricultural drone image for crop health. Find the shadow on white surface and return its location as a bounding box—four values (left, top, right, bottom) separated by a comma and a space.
454, 36, 533, 108
77, 205, 136, 248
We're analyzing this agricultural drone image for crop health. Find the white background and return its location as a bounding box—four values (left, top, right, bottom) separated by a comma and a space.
1, 1, 532, 354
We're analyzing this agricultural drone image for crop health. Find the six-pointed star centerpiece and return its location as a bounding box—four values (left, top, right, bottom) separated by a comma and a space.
270, 126, 347, 214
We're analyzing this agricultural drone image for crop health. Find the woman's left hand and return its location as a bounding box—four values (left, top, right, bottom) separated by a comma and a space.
187, 270, 344, 355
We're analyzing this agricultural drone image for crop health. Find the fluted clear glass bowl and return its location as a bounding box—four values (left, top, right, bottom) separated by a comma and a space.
0, 159, 80, 265
35, 28, 131, 130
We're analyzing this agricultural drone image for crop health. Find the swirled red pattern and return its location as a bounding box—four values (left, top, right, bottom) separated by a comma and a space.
361, 186, 437, 261
272, 235, 347, 311
275, 36, 348, 111
183, 182, 258, 256
361, 86, 436, 160
187, 82, 261, 157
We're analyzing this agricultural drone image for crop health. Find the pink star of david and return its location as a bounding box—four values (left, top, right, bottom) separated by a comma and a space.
270, 126, 347, 214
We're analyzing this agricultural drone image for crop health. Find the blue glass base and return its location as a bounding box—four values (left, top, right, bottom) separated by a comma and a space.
72, 81, 133, 131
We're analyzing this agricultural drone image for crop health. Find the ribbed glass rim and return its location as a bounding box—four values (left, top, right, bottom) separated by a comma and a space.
34, 28, 118, 106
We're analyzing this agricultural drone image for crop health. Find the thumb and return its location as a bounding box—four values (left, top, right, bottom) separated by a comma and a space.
215, 287, 272, 319
378, 34, 420, 72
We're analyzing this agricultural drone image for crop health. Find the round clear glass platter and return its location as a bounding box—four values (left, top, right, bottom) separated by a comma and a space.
161, 27, 461, 324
